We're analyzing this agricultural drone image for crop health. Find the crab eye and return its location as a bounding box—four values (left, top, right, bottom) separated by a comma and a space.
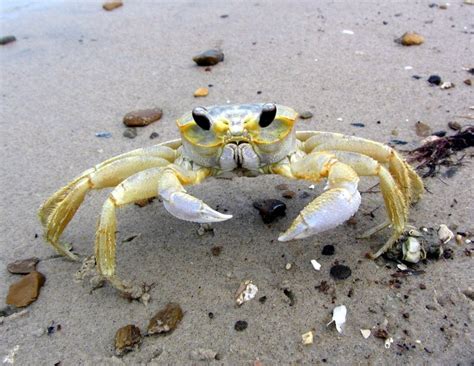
259, 103, 277, 128
192, 106, 211, 130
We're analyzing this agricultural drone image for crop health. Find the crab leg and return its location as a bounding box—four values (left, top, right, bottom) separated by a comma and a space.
95, 165, 231, 278
274, 152, 362, 241
39, 145, 176, 259
297, 131, 424, 205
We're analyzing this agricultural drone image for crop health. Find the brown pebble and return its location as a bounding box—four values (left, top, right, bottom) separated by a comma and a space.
148, 303, 183, 335
211, 246, 222, 256
282, 190, 296, 199
346, 217, 357, 226
299, 111, 313, 119
464, 79, 472, 86
6, 271, 46, 307
134, 197, 155, 207
103, 1, 123, 11
419, 283, 426, 290
448, 121, 462, 131
415, 121, 432, 137
115, 325, 142, 355
399, 32, 424, 46
194, 87, 209, 97
374, 329, 389, 339
123, 108, 163, 127
7, 257, 39, 274
275, 184, 289, 191
192, 49, 224, 66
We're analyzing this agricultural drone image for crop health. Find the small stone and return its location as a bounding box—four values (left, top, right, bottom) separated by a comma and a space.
285, 262, 292, 270
95, 131, 112, 138
147, 303, 183, 335
399, 32, 424, 46
275, 183, 289, 191
234, 320, 248, 331
123, 128, 137, 139
299, 111, 313, 119
192, 49, 224, 66
448, 121, 461, 131
6, 271, 46, 307
103, 1, 123, 11
439, 3, 448, 9
0, 35, 16, 45
322, 245, 335, 256
134, 197, 155, 207
258, 296, 267, 304
7, 258, 39, 274
440, 81, 455, 89
415, 121, 432, 137
464, 79, 472, 86
235, 280, 259, 305
149, 132, 160, 139
282, 190, 296, 199
302, 331, 314, 345
420, 283, 427, 290
115, 325, 141, 356
350, 123, 365, 128
360, 329, 371, 339
190, 348, 218, 361
194, 87, 209, 97
123, 108, 163, 127
211, 246, 222, 256
253, 199, 286, 224
428, 75, 442, 85
330, 265, 351, 280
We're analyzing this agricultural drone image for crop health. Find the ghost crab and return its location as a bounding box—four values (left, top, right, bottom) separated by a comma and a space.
39, 103, 424, 292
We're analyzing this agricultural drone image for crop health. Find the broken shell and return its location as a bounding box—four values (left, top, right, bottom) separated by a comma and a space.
235, 280, 258, 306
440, 82, 455, 89
360, 329, 371, 339
285, 263, 292, 270
385, 337, 394, 349
455, 234, 463, 245
402, 237, 425, 263
438, 224, 454, 243
310, 259, 321, 271
327, 305, 347, 334
115, 325, 142, 356
302, 331, 313, 345
147, 303, 183, 335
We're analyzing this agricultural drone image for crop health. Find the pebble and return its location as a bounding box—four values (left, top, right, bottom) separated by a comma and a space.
103, 1, 123, 11
440, 81, 455, 89
234, 320, 248, 331
123, 128, 137, 139
330, 265, 351, 280
253, 199, 286, 224
189, 348, 218, 361
211, 246, 222, 256
6, 271, 46, 307
399, 32, 424, 46
322, 245, 335, 256
282, 190, 296, 199
7, 257, 39, 274
147, 303, 183, 335
299, 111, 313, 119
123, 108, 163, 127
351, 123, 365, 128
192, 49, 224, 66
95, 131, 112, 138
299, 191, 311, 199
115, 325, 142, 356
302, 331, 313, 345
415, 121, 432, 137
448, 121, 461, 131
149, 132, 160, 139
275, 183, 289, 190
194, 87, 209, 97
428, 75, 442, 85
0, 35, 16, 45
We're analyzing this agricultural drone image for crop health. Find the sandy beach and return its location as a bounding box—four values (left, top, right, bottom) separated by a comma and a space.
1, 0, 473, 364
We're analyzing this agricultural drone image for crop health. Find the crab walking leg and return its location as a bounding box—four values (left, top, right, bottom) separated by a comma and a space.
275, 152, 362, 241
95, 165, 231, 277
297, 131, 424, 205
39, 150, 174, 259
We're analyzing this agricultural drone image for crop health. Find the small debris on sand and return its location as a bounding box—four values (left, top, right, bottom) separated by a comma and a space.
302, 331, 314, 345
115, 325, 142, 356
235, 280, 258, 306
211, 246, 222, 256
415, 121, 432, 137
253, 199, 286, 224
440, 81, 455, 89
7, 258, 39, 274
299, 111, 313, 119
448, 121, 461, 131
95, 131, 112, 138
234, 320, 248, 331
330, 265, 351, 280
427, 75, 442, 85
438, 224, 454, 243
123, 128, 137, 139
281, 190, 296, 199
327, 305, 347, 333
275, 183, 289, 190
148, 303, 183, 335
194, 87, 209, 97
6, 271, 45, 307
189, 348, 218, 361
134, 197, 155, 207
149, 132, 160, 139
192, 49, 224, 66
0, 35, 16, 45
322, 245, 335, 256
399, 32, 424, 46
360, 329, 371, 339
103, 1, 123, 11
123, 108, 163, 127
311, 259, 321, 271
464, 79, 472, 86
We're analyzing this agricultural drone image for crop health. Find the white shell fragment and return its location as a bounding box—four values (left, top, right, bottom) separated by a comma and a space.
235, 280, 258, 306
385, 337, 394, 349
438, 224, 454, 244
397, 263, 408, 271
342, 29, 354, 35
440, 81, 455, 89
302, 331, 314, 345
402, 237, 423, 263
285, 262, 292, 270
360, 329, 371, 339
327, 305, 347, 334
310, 259, 321, 271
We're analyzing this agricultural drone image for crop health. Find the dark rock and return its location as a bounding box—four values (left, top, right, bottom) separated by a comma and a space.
192, 49, 224, 66
427, 75, 442, 85
412, 75, 422, 80
299, 111, 313, 119
0, 35, 16, 45
432, 130, 446, 137
258, 296, 267, 304
234, 320, 248, 331
448, 121, 461, 131
7, 257, 39, 274
211, 246, 222, 256
351, 123, 365, 128
322, 245, 335, 256
464, 79, 472, 86
149, 132, 160, 139
330, 265, 351, 280
283, 288, 296, 306
253, 199, 286, 224
148, 303, 183, 335
123, 108, 163, 127
390, 139, 408, 145
6, 271, 46, 307
123, 128, 137, 139
468, 68, 474, 75
115, 324, 141, 356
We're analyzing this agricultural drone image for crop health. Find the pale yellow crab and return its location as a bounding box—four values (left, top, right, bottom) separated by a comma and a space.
39, 103, 424, 291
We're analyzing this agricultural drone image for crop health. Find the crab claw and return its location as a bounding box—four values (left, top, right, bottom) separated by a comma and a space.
162, 191, 232, 223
